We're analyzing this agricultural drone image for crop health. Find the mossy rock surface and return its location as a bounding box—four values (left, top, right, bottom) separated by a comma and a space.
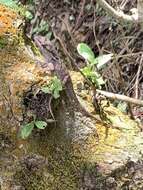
1, 4, 143, 190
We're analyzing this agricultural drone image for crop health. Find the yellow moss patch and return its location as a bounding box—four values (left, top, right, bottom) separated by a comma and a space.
0, 4, 19, 36
70, 70, 140, 171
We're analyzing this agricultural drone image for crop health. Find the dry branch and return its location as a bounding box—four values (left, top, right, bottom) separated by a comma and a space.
96, 0, 143, 25
97, 89, 143, 106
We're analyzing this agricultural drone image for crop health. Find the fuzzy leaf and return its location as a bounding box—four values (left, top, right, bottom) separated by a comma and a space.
35, 121, 47, 129
96, 77, 105, 87
41, 86, 50, 94
81, 66, 92, 77
51, 77, 62, 99
96, 54, 113, 70
25, 10, 33, 20
20, 122, 34, 139
77, 43, 95, 63
52, 77, 63, 91
53, 90, 60, 99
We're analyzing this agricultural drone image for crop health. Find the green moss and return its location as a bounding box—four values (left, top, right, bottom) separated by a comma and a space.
0, 37, 8, 49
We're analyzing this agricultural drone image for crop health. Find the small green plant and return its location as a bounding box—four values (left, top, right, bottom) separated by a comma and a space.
41, 76, 63, 99
20, 118, 47, 139
32, 19, 52, 39
77, 43, 113, 89
20, 76, 62, 139
25, 10, 33, 20
0, 37, 7, 49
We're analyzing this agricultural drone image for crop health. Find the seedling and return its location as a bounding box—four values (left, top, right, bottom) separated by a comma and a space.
41, 76, 63, 99
77, 43, 113, 89
20, 118, 47, 139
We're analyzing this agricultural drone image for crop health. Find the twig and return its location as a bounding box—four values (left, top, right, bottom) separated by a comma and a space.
57, 15, 76, 46
93, 7, 102, 54
53, 32, 73, 69
103, 31, 141, 76
135, 54, 143, 99
96, 89, 143, 106
29, 10, 40, 38
120, 0, 129, 10
96, 0, 138, 23
73, 0, 86, 31
48, 96, 55, 121
114, 51, 143, 58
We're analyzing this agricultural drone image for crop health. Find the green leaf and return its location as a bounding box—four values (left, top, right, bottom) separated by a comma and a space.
41, 86, 51, 94
50, 76, 62, 99
25, 10, 33, 20
46, 31, 52, 40
32, 20, 49, 35
41, 76, 62, 99
81, 66, 105, 88
32, 26, 39, 34
52, 77, 62, 90
81, 66, 92, 77
96, 77, 105, 87
96, 54, 113, 70
20, 122, 34, 139
77, 43, 95, 63
53, 90, 60, 99
35, 121, 47, 129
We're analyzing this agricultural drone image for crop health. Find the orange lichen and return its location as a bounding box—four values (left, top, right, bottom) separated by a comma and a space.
0, 4, 18, 36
